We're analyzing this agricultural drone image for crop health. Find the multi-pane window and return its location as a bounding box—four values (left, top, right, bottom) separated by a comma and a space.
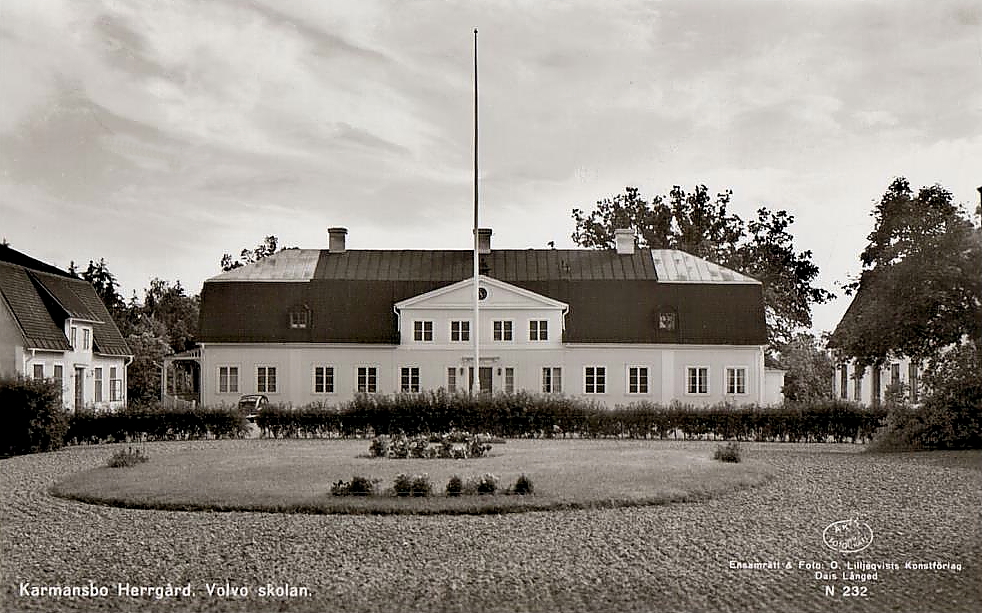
257, 366, 277, 393
313, 366, 335, 394
447, 367, 457, 393
82, 328, 91, 351
840, 366, 848, 399
909, 363, 919, 402
218, 366, 239, 394
686, 367, 709, 395
94, 367, 103, 403
70, 326, 78, 349
401, 367, 420, 393
726, 367, 747, 395
33, 364, 44, 379
450, 321, 470, 342
529, 320, 548, 341
854, 366, 864, 401
413, 321, 433, 342
542, 367, 562, 393
891, 363, 901, 386
504, 367, 515, 393
289, 309, 309, 329
357, 367, 378, 393
628, 366, 648, 394
53, 365, 64, 402
109, 367, 122, 402
659, 312, 677, 331
493, 320, 513, 341
871, 368, 881, 405
584, 366, 606, 394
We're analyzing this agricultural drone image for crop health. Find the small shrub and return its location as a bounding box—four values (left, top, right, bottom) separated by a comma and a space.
713, 442, 742, 463
475, 473, 499, 495
512, 474, 534, 495
445, 475, 463, 497
410, 474, 433, 497
393, 473, 413, 497
369, 437, 389, 458
106, 446, 149, 468
331, 475, 378, 496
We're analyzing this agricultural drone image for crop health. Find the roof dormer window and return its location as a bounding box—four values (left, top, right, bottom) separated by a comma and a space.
658, 311, 677, 331
288, 305, 310, 329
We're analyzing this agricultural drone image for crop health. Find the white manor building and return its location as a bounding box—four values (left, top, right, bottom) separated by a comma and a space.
194, 227, 784, 408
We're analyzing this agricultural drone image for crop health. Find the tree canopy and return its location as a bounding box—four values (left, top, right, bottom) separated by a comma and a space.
220, 235, 281, 272
830, 178, 982, 367
572, 185, 833, 348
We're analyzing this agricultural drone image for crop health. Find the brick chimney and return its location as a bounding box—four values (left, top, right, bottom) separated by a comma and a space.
475, 228, 492, 254
328, 227, 347, 253
614, 228, 635, 255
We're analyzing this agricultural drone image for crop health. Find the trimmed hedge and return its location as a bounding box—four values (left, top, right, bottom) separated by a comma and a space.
1, 376, 70, 457
65, 405, 249, 444
252, 392, 885, 444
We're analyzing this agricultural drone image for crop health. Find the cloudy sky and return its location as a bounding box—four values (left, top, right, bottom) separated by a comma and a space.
2, 0, 980, 335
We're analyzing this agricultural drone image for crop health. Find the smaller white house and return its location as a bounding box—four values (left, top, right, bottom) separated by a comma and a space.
832, 357, 922, 406
0, 246, 131, 411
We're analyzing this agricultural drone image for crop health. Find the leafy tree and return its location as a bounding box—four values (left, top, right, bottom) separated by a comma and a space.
143, 278, 200, 353
124, 318, 173, 408
220, 235, 280, 272
776, 333, 834, 402
70, 259, 127, 319
572, 185, 833, 347
831, 178, 982, 368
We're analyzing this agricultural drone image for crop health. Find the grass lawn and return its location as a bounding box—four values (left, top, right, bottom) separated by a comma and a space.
51, 439, 773, 514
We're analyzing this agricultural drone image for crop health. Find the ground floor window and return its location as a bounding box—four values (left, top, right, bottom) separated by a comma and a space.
313, 365, 335, 394
584, 366, 606, 394
909, 363, 919, 402
401, 367, 420, 393
54, 365, 64, 403
628, 366, 648, 394
542, 367, 562, 393
726, 367, 746, 395
447, 367, 457, 392
218, 365, 239, 394
94, 367, 103, 403
504, 367, 515, 393
840, 366, 848, 399
853, 366, 863, 401
33, 364, 44, 379
357, 366, 378, 393
257, 366, 277, 394
686, 367, 708, 395
109, 366, 122, 402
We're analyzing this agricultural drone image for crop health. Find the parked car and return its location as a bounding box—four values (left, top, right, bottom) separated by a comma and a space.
237, 394, 269, 422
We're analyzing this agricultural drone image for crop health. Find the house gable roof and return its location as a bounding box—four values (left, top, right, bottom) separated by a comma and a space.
0, 246, 131, 356
199, 247, 767, 346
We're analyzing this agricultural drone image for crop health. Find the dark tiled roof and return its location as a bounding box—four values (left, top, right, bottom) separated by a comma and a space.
0, 247, 130, 356
200, 249, 767, 346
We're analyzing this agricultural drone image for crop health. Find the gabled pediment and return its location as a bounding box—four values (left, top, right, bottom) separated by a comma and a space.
395, 275, 568, 311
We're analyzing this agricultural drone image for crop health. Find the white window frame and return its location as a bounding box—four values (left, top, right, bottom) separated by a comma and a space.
447, 367, 458, 393
725, 366, 747, 395
542, 367, 562, 393
450, 320, 471, 342
504, 367, 515, 393
70, 326, 78, 350
313, 365, 335, 394
493, 320, 514, 342
289, 308, 310, 329
584, 366, 606, 394
82, 328, 91, 351
413, 320, 434, 342
94, 367, 103, 403
400, 366, 420, 393
529, 319, 548, 341
256, 365, 278, 394
33, 363, 45, 379
357, 366, 379, 394
217, 365, 240, 394
686, 366, 709, 395
109, 366, 122, 402
627, 365, 649, 395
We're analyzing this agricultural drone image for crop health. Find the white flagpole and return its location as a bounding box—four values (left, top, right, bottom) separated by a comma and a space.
472, 27, 480, 395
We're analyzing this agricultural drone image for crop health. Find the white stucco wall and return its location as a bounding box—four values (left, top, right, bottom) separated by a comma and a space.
834, 357, 922, 406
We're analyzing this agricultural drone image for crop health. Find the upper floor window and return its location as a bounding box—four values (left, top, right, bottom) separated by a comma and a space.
450, 321, 470, 342
584, 366, 606, 394
726, 367, 747, 395
288, 305, 310, 329
413, 321, 433, 342
658, 312, 677, 331
628, 366, 648, 394
70, 326, 78, 349
686, 367, 708, 395
529, 320, 548, 341
82, 328, 91, 351
493, 320, 513, 341
257, 366, 277, 393
542, 367, 562, 393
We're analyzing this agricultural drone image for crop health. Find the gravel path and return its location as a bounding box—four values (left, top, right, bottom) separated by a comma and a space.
2, 440, 980, 613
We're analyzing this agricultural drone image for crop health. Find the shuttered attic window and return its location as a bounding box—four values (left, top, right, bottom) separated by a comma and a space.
288, 304, 311, 329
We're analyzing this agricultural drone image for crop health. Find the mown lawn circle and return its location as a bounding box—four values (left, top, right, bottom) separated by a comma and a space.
51, 439, 773, 514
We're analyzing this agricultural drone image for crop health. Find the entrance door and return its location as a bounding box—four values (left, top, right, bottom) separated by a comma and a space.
74, 367, 85, 412
468, 367, 493, 394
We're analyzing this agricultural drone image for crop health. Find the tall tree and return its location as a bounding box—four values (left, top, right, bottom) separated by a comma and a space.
776, 333, 834, 402
573, 185, 833, 347
143, 278, 200, 353
831, 178, 982, 367
220, 235, 280, 272
71, 259, 127, 319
